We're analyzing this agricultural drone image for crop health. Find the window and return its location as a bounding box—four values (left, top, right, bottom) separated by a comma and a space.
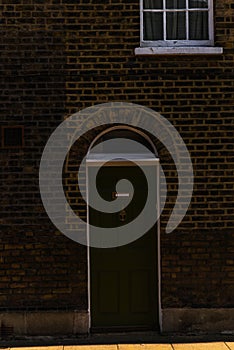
141, 0, 213, 47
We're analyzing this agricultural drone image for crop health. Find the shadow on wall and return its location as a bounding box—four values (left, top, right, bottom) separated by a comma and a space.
0, 28, 66, 121
0, 28, 66, 225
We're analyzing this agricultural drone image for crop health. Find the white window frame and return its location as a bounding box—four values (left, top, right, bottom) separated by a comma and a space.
140, 0, 214, 47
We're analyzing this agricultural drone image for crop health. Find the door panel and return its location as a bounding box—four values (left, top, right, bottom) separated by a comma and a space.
89, 166, 158, 330
129, 270, 150, 313
98, 271, 120, 313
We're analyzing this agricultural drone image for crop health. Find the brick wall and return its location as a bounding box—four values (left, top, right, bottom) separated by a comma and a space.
0, 0, 234, 312
0, 0, 87, 310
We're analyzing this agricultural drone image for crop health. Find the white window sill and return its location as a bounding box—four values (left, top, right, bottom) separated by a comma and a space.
134, 46, 223, 55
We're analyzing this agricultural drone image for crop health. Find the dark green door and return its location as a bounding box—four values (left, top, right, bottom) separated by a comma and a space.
89, 166, 158, 331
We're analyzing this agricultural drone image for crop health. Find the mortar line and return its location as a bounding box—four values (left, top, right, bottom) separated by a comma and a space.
225, 341, 233, 350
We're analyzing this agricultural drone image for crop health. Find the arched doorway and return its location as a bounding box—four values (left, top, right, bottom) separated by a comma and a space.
86, 126, 161, 331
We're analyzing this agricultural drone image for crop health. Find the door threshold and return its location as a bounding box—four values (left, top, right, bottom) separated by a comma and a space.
91, 326, 158, 333
87, 329, 162, 345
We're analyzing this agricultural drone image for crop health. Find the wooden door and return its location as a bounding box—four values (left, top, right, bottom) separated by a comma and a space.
89, 166, 158, 331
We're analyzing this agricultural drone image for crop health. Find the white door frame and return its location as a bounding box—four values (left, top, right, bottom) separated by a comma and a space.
85, 127, 162, 332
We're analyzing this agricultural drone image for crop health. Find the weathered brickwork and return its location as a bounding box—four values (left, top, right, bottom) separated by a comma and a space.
0, 0, 234, 320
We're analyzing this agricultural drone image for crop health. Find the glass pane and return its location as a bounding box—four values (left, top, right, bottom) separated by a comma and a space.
166, 12, 186, 39
166, 0, 186, 9
189, 11, 208, 39
143, 0, 163, 9
189, 0, 208, 8
143, 12, 163, 40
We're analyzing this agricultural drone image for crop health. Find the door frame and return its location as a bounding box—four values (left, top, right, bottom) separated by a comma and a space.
85, 126, 162, 332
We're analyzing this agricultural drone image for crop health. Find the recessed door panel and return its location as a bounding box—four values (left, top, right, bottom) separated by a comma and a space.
129, 270, 150, 313
98, 271, 120, 313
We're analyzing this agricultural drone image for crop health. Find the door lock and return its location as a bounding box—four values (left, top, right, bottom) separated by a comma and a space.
119, 209, 127, 222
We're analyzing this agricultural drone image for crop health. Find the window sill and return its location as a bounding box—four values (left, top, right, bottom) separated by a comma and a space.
134, 46, 223, 55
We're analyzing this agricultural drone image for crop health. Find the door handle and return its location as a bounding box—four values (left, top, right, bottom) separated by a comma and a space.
112, 192, 130, 199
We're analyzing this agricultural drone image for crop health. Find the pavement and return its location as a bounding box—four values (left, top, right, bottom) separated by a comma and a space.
1, 334, 234, 350
1, 333, 234, 350
1, 344, 234, 350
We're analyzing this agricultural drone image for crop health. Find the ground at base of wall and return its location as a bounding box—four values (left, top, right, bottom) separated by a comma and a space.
1, 332, 234, 347
1, 308, 234, 339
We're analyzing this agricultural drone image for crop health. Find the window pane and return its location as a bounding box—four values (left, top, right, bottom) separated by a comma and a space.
166, 12, 186, 39
143, 0, 163, 9
166, 0, 186, 9
143, 12, 163, 40
189, 11, 208, 39
189, 0, 208, 8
